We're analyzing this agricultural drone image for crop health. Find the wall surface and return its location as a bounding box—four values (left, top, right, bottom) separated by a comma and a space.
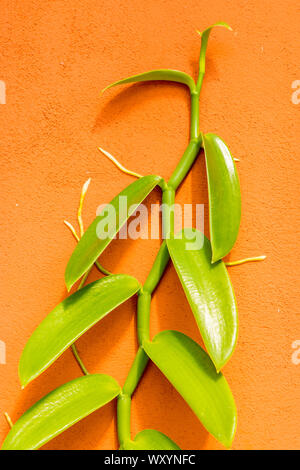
0, 0, 299, 450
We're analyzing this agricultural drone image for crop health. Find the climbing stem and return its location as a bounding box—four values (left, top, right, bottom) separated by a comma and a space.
117, 40, 207, 447
162, 187, 175, 239
137, 290, 152, 345
190, 92, 200, 140
168, 137, 202, 191
117, 394, 132, 447
143, 242, 170, 295
123, 347, 149, 396
117, 106, 202, 446
196, 72, 204, 94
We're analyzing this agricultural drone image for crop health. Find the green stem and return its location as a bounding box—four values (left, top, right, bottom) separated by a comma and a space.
137, 290, 151, 345
117, 48, 206, 446
123, 347, 149, 396
196, 72, 204, 95
117, 145, 200, 445
168, 137, 202, 191
117, 347, 149, 447
190, 92, 200, 140
143, 242, 170, 295
71, 344, 89, 376
117, 394, 131, 447
162, 187, 175, 239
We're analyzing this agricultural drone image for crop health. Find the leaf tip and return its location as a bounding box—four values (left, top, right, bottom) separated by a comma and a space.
211, 345, 236, 373
19, 364, 30, 389
80, 178, 91, 201
101, 84, 111, 95
211, 245, 228, 264
197, 22, 233, 38
64, 271, 74, 292
216, 21, 232, 31
218, 408, 237, 449
19, 372, 28, 390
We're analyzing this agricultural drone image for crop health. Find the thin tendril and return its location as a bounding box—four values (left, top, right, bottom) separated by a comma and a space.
94, 262, 112, 276
70, 344, 89, 376
64, 220, 80, 241
225, 255, 266, 266
4, 412, 13, 429
78, 178, 91, 237
64, 179, 113, 375
98, 147, 143, 179
77, 268, 91, 290
76, 179, 112, 274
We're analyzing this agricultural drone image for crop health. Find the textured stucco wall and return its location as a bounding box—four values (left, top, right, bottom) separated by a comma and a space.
0, 0, 299, 450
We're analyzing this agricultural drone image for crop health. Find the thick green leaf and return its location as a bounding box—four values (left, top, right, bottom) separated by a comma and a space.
143, 330, 237, 448
198, 22, 232, 74
102, 69, 195, 93
65, 175, 162, 290
19, 274, 140, 387
1, 374, 120, 450
203, 133, 241, 262
167, 229, 237, 370
122, 429, 180, 450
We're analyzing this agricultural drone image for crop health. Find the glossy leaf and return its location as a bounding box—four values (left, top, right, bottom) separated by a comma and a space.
203, 133, 241, 262
65, 175, 162, 290
19, 274, 140, 387
167, 229, 237, 370
102, 69, 195, 93
122, 429, 180, 450
1, 374, 120, 450
198, 22, 232, 74
143, 330, 237, 448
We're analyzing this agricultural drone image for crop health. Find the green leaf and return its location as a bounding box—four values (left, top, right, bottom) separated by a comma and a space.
197, 22, 232, 74
1, 374, 120, 450
122, 429, 180, 450
203, 133, 241, 262
102, 69, 195, 93
19, 274, 140, 387
167, 229, 237, 370
65, 175, 162, 290
143, 330, 237, 448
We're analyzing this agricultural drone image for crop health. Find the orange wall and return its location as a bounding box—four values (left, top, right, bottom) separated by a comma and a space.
0, 0, 299, 450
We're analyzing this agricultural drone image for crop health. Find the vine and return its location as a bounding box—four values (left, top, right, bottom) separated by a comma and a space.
2, 22, 265, 451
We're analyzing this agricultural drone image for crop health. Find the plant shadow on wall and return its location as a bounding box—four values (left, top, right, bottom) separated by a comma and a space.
1, 23, 266, 451
93, 79, 190, 134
